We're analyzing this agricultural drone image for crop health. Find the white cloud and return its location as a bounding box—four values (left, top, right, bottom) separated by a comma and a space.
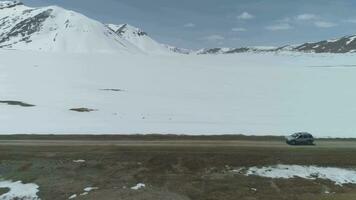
183, 23, 195, 28
202, 34, 225, 42
344, 19, 356, 23
265, 23, 293, 31
232, 27, 247, 32
314, 21, 337, 28
237, 12, 254, 20
296, 14, 318, 21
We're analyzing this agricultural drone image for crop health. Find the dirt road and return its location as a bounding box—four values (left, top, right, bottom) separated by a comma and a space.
0, 138, 355, 148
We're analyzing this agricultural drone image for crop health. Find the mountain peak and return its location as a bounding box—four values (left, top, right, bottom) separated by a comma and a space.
107, 24, 148, 37
107, 23, 187, 54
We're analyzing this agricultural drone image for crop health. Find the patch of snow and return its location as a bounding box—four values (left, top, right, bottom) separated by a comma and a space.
83, 187, 98, 192
244, 165, 356, 186
79, 192, 88, 196
347, 36, 356, 45
68, 186, 98, 198
327, 38, 339, 43
68, 194, 77, 199
131, 183, 145, 190
73, 160, 85, 163
0, 180, 40, 200
232, 168, 245, 174
250, 46, 277, 50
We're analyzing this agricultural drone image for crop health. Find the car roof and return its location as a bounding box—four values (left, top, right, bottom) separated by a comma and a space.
294, 132, 312, 136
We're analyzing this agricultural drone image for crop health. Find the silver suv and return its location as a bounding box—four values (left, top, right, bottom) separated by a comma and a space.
286, 132, 314, 145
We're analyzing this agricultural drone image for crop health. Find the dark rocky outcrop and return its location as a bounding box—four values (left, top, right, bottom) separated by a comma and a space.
0, 9, 52, 46
294, 35, 356, 53
0, 100, 35, 107
70, 108, 97, 112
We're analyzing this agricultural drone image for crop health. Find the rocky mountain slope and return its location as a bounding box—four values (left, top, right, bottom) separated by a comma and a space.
294, 35, 356, 53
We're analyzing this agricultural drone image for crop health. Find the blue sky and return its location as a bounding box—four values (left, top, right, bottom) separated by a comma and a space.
20, 0, 356, 49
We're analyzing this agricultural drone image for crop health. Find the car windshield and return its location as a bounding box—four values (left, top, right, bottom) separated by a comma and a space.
291, 133, 300, 137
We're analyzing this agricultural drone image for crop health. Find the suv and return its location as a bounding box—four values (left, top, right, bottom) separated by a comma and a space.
286, 132, 314, 145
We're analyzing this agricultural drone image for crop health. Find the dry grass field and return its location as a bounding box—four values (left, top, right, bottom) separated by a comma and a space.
0, 135, 355, 200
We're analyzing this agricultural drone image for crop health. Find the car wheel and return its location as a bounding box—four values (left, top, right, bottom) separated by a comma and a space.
291, 140, 296, 145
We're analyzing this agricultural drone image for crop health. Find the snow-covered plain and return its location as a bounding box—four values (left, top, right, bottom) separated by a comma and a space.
240, 165, 356, 186
1, 49, 356, 137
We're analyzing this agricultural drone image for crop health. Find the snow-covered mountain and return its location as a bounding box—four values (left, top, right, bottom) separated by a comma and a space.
294, 35, 356, 53
0, 1, 187, 54
106, 23, 190, 54
0, 1, 143, 53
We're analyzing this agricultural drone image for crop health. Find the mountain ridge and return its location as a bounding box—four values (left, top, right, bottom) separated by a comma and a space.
197, 35, 356, 55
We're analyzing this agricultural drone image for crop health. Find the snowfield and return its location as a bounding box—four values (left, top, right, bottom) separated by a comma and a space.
240, 165, 356, 186
1, 50, 356, 137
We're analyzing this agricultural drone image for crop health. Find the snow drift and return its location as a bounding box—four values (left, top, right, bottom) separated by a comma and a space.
239, 165, 356, 186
